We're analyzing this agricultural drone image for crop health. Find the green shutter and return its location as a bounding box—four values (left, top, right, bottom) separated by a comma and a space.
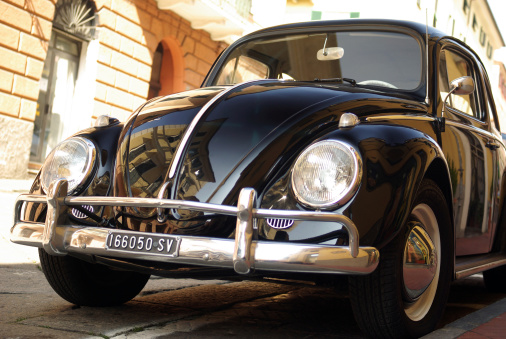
311, 11, 322, 20
350, 12, 360, 18
463, 0, 469, 13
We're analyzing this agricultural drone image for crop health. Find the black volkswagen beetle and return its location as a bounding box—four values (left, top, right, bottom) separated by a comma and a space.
11, 19, 506, 338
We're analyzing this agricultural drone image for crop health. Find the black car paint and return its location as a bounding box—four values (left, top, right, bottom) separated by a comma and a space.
32, 82, 444, 251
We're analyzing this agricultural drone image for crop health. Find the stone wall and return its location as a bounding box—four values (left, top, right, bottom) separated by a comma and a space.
0, 0, 55, 178
92, 0, 227, 121
0, 0, 54, 121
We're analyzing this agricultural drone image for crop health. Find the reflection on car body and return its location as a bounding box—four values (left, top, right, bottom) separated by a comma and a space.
11, 19, 506, 338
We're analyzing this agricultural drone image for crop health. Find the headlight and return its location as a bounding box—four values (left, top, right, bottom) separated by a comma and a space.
41, 137, 96, 195
291, 140, 362, 209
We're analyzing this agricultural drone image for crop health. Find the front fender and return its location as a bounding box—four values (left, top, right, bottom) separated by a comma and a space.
260, 121, 450, 250
348, 123, 447, 248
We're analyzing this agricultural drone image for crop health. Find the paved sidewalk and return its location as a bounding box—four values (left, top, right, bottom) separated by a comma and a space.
0, 178, 39, 264
0, 178, 34, 193
424, 298, 506, 338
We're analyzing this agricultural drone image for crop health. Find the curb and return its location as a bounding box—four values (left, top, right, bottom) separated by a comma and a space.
0, 179, 34, 193
423, 297, 506, 338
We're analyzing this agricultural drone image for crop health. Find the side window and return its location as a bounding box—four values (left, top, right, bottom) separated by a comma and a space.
439, 49, 480, 119
215, 55, 269, 85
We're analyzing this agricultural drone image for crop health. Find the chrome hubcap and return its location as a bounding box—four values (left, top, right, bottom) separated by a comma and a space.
403, 204, 441, 321
403, 223, 437, 300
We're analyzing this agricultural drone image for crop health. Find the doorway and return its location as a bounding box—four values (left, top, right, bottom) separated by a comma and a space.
30, 30, 81, 164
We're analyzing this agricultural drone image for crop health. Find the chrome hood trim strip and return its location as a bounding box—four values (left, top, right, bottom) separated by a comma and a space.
157, 80, 286, 221
167, 80, 272, 180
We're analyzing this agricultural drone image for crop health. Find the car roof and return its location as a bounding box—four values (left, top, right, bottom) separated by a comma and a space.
241, 19, 446, 41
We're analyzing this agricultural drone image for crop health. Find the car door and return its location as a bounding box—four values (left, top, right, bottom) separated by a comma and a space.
438, 41, 500, 255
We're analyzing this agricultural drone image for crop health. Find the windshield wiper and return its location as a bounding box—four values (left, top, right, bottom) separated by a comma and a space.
313, 77, 357, 87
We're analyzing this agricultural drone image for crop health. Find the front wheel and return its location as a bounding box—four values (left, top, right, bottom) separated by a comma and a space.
349, 179, 453, 338
39, 249, 150, 306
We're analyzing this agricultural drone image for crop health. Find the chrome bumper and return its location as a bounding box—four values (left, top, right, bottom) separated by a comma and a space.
10, 179, 379, 275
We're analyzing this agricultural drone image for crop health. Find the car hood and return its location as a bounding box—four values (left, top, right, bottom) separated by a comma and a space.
113, 80, 425, 230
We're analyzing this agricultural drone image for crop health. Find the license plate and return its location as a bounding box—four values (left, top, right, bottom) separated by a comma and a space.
105, 231, 180, 257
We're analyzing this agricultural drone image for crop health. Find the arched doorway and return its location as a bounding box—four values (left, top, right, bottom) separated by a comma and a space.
30, 0, 97, 164
148, 38, 185, 99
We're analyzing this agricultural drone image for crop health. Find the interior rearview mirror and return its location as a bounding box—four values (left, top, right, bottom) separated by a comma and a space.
317, 47, 344, 61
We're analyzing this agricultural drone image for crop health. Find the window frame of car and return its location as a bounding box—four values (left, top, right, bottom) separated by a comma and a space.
203, 23, 428, 101
478, 62, 502, 135
213, 49, 277, 85
437, 39, 490, 129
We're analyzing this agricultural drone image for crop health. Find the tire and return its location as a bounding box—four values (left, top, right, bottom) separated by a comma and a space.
39, 249, 150, 306
483, 265, 506, 293
348, 179, 453, 338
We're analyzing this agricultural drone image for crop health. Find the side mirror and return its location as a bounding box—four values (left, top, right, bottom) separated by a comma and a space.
442, 76, 475, 116
449, 76, 475, 96
439, 76, 475, 132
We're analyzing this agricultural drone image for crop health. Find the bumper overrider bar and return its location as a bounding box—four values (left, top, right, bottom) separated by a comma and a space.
11, 179, 379, 275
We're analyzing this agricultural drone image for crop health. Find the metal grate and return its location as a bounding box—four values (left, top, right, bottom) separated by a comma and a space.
71, 205, 94, 219
266, 218, 294, 229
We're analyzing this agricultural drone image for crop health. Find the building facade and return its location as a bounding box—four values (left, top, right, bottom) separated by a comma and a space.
0, 0, 254, 179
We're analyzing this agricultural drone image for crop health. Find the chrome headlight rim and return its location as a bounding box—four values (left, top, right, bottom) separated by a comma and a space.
291, 140, 362, 210
40, 137, 97, 195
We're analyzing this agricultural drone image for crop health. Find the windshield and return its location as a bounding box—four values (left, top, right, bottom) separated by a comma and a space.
211, 30, 423, 90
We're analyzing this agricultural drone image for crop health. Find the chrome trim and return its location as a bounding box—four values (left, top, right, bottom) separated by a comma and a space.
233, 188, 257, 274
12, 223, 379, 274
455, 255, 506, 280
156, 181, 172, 222
403, 223, 437, 301
11, 179, 380, 275
291, 140, 363, 210
445, 119, 497, 139
71, 205, 94, 219
266, 218, 294, 229
365, 115, 435, 123
444, 101, 486, 125
43, 180, 69, 255
168, 80, 268, 180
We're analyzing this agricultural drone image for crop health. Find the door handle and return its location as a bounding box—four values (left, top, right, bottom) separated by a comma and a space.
486, 141, 500, 150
